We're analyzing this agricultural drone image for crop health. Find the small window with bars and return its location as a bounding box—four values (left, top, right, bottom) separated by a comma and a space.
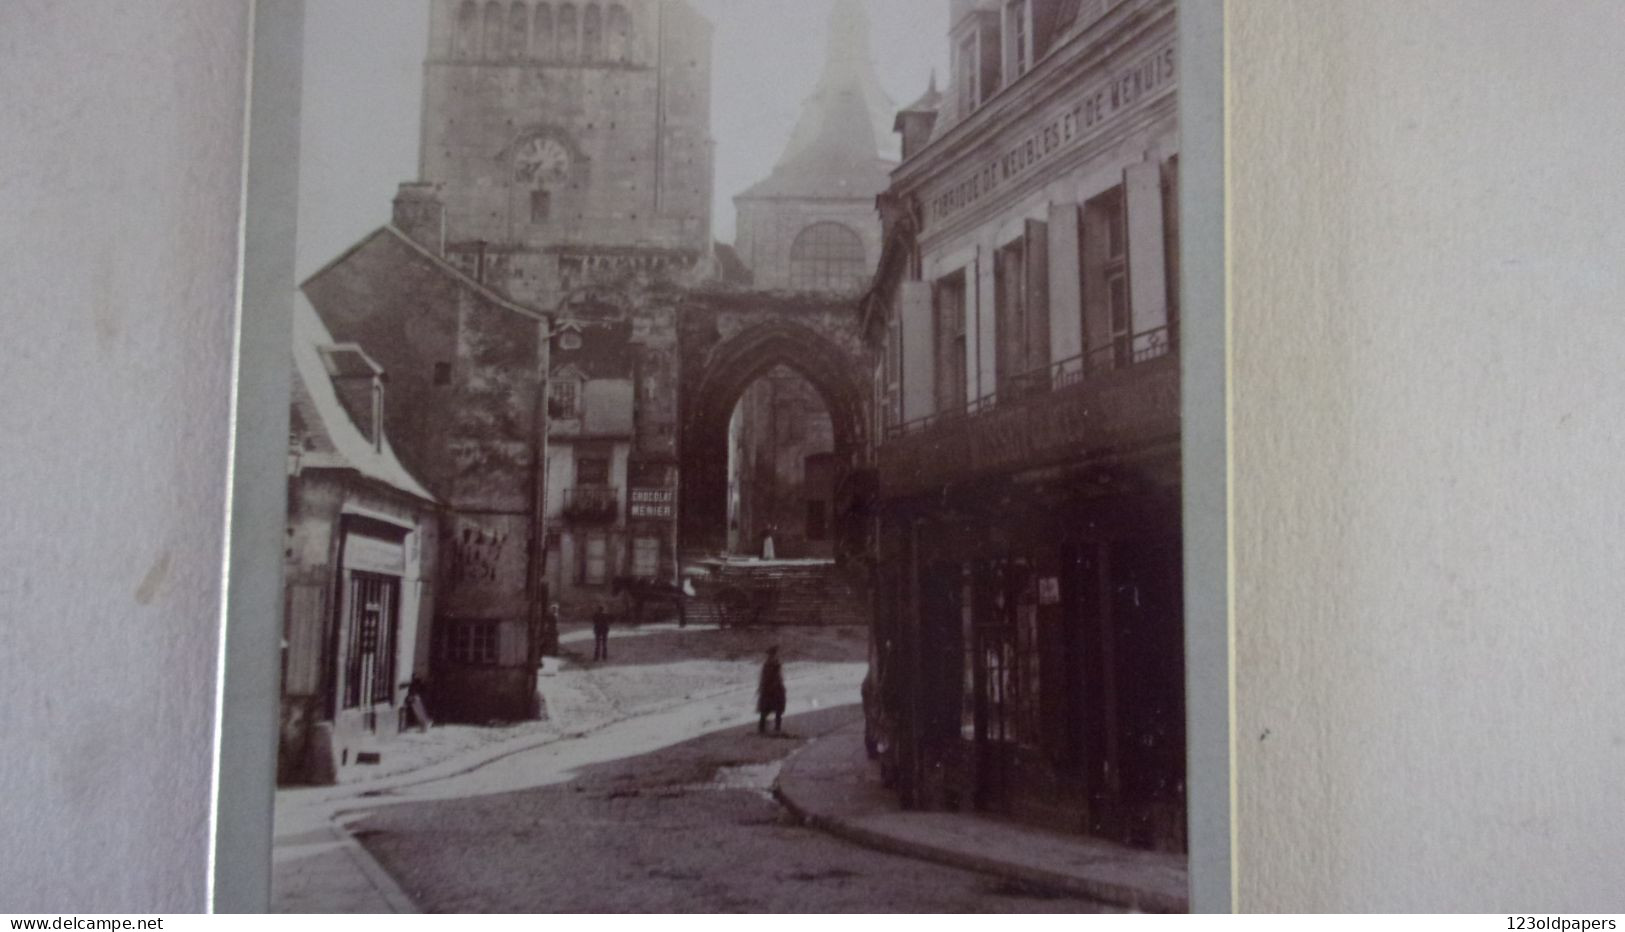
342, 572, 400, 709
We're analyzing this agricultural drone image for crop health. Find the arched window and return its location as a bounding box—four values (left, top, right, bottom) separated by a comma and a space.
788, 223, 867, 292
454, 0, 480, 57
532, 3, 554, 58
507, 1, 529, 57
582, 4, 602, 62
557, 3, 578, 60
482, 1, 504, 59
606, 4, 631, 62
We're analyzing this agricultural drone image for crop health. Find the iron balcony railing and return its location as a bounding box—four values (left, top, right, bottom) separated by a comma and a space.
562, 486, 621, 522
883, 322, 1179, 441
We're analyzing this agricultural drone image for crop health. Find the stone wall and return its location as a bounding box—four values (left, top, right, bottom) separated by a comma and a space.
420, 0, 713, 311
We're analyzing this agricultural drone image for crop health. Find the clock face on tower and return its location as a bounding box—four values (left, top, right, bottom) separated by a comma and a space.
516, 137, 571, 183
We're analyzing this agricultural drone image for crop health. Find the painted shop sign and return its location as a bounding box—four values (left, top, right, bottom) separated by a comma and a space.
877, 357, 1179, 496
925, 39, 1176, 230
629, 488, 675, 519
345, 532, 406, 576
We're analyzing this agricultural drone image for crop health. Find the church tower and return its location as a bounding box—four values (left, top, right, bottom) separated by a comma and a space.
732, 0, 898, 294
413, 0, 715, 310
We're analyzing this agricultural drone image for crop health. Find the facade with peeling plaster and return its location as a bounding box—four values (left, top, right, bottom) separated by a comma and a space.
303, 226, 552, 723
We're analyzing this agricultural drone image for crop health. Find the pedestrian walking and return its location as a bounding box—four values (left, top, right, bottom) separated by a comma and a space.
757, 646, 786, 735
592, 603, 611, 661
544, 602, 561, 655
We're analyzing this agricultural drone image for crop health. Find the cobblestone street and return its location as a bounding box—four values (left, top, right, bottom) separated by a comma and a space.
273, 620, 1114, 912
350, 705, 1110, 913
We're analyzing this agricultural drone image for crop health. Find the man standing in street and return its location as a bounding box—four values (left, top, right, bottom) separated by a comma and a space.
592, 603, 611, 662
757, 646, 786, 735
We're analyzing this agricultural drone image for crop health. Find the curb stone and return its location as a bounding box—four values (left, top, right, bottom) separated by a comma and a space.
771, 736, 1187, 913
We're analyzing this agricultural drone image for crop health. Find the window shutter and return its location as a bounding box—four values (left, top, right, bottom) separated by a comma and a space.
1046, 202, 1083, 366
1123, 161, 1169, 344
1024, 218, 1050, 376
899, 281, 935, 425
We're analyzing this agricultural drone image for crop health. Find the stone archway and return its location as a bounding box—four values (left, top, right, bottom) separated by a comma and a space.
679, 314, 869, 558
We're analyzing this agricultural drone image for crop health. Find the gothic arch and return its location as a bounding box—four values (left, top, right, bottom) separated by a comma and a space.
680, 320, 869, 555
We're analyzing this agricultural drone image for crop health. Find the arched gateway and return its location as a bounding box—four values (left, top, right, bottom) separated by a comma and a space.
676, 292, 870, 558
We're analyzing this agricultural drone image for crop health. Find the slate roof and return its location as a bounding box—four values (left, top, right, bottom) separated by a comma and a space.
289, 293, 436, 503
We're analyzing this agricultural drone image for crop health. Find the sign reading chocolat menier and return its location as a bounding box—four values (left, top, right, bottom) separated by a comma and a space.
926, 39, 1176, 230
629, 488, 675, 519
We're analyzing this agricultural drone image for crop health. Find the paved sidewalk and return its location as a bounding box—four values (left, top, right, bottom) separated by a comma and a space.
772, 722, 1189, 913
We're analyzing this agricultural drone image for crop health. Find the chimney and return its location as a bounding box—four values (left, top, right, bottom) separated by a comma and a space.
895, 72, 942, 162
392, 182, 445, 255
320, 345, 387, 453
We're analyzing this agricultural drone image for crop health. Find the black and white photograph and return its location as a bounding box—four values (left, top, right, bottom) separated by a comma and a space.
15, 0, 1625, 918
272, 0, 1186, 913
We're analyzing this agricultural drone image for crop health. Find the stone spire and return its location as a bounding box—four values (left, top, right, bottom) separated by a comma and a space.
776, 0, 899, 166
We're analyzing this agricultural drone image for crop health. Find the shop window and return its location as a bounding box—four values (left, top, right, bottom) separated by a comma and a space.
342, 572, 400, 708
788, 222, 866, 293
959, 561, 1044, 749
445, 620, 499, 666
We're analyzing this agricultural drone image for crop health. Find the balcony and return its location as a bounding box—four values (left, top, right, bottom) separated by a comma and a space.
878, 324, 1180, 498
562, 486, 620, 523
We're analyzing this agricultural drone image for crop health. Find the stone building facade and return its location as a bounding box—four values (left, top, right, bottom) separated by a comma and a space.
712, 0, 891, 562
861, 0, 1184, 852
303, 224, 552, 723
420, 0, 714, 307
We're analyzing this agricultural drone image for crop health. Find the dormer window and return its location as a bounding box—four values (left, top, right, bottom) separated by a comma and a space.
955, 34, 977, 115
1004, 0, 1030, 83
950, 9, 1003, 119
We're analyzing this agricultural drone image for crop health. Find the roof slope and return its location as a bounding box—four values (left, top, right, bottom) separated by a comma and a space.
735, 0, 898, 202
290, 293, 436, 503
